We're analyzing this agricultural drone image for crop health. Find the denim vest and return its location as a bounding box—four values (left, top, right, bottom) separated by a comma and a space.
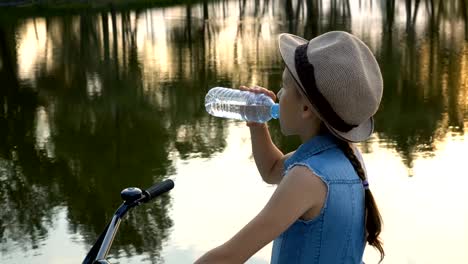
270, 134, 366, 264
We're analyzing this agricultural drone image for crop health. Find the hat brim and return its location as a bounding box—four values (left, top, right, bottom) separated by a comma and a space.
326, 117, 374, 143
278, 33, 374, 143
278, 33, 307, 95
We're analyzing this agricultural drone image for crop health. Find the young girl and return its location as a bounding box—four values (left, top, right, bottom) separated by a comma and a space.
195, 31, 384, 264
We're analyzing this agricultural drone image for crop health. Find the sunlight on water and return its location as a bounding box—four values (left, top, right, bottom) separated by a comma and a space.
17, 18, 47, 86
163, 123, 274, 264
363, 131, 468, 263
86, 72, 103, 98
34, 106, 56, 159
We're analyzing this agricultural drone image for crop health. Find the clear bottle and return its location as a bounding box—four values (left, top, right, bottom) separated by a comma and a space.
205, 87, 279, 123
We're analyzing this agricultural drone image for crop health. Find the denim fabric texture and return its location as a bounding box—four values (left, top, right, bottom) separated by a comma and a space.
270, 134, 366, 264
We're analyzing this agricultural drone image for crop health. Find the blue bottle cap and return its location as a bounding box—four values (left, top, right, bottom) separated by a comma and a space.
270, 104, 280, 119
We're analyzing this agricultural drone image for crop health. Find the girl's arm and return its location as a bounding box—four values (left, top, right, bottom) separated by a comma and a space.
194, 166, 327, 264
240, 85, 294, 185
249, 124, 294, 184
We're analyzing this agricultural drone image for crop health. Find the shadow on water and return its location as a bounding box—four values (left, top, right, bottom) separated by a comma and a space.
0, 0, 467, 262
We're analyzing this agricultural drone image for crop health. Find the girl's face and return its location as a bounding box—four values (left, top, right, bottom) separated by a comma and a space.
277, 69, 306, 135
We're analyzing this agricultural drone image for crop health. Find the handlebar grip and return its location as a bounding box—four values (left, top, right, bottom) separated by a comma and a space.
143, 179, 174, 202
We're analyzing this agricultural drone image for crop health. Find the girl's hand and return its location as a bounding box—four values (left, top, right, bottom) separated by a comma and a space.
239, 85, 277, 127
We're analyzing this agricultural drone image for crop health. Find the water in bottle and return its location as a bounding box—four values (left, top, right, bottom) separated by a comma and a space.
205, 87, 279, 123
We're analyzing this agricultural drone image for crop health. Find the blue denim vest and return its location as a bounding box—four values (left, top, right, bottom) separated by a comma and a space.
270, 134, 366, 264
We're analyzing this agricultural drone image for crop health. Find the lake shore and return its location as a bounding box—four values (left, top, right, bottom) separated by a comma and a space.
0, 0, 206, 17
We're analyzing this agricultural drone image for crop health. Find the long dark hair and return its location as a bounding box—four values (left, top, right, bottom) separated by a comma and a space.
337, 140, 385, 263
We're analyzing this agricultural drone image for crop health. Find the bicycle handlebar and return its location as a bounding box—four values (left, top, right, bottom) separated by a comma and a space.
142, 179, 174, 203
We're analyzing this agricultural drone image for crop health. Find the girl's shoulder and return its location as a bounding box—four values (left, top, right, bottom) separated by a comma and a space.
286, 146, 361, 183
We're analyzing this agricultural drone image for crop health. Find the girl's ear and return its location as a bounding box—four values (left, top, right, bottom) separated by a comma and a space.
301, 104, 315, 119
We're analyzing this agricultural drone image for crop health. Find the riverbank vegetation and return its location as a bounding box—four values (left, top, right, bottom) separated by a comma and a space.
0, 0, 210, 17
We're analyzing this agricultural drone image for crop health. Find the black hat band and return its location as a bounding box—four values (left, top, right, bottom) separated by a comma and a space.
294, 43, 358, 132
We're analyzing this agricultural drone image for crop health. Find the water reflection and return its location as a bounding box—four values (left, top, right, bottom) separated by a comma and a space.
374, 1, 468, 168
0, 0, 467, 263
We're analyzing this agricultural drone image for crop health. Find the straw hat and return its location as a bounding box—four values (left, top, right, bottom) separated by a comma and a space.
278, 31, 383, 142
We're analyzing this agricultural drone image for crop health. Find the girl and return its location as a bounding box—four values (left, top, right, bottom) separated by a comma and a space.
195, 31, 384, 264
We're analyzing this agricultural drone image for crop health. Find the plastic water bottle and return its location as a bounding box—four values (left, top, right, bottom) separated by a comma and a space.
205, 87, 279, 123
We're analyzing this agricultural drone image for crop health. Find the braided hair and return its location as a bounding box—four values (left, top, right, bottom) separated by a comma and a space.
337, 140, 385, 263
